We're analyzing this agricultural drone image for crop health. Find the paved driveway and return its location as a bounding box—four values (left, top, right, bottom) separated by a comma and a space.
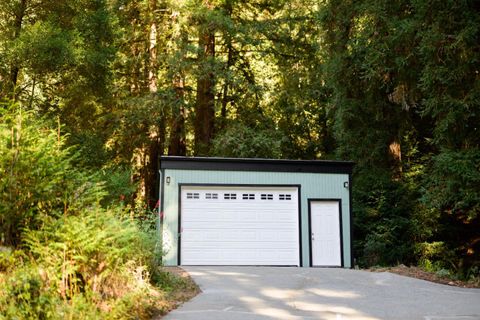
162, 267, 480, 320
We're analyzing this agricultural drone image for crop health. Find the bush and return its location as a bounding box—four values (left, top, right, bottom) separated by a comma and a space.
24, 208, 156, 302
0, 105, 105, 246
353, 168, 417, 267
0, 208, 165, 319
0, 103, 183, 319
416, 241, 457, 272
421, 149, 480, 276
423, 149, 480, 221
0, 247, 26, 273
0, 266, 58, 320
99, 167, 137, 206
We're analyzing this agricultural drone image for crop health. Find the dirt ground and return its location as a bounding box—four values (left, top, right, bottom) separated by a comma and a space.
154, 267, 200, 319
370, 265, 480, 288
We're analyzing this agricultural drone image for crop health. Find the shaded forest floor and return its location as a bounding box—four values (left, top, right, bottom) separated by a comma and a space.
369, 265, 480, 288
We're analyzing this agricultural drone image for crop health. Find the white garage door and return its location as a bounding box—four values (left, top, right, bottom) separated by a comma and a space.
180, 186, 300, 266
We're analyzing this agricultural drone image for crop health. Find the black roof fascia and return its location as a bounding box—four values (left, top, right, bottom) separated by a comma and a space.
160, 156, 354, 174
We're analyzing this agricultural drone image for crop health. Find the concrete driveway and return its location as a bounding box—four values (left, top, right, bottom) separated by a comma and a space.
162, 266, 480, 320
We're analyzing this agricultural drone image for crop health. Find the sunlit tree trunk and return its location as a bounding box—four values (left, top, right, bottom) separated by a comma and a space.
148, 0, 158, 93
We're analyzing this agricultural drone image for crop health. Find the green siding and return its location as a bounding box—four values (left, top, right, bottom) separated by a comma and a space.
161, 169, 351, 268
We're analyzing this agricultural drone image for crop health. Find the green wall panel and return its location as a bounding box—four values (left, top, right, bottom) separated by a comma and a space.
160, 169, 351, 268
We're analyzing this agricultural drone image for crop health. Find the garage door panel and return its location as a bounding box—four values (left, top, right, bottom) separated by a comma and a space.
182, 221, 297, 229
182, 206, 297, 214
183, 230, 298, 244
182, 248, 299, 265
259, 230, 298, 242
181, 213, 297, 221
181, 186, 300, 266
182, 241, 298, 249
185, 213, 296, 223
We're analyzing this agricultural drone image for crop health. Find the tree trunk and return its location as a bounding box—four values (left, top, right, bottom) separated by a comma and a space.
144, 0, 162, 209
389, 139, 403, 176
168, 75, 187, 155
220, 1, 233, 125
148, 0, 158, 93
194, 26, 216, 156
146, 134, 162, 208
6, 0, 27, 98
221, 38, 233, 124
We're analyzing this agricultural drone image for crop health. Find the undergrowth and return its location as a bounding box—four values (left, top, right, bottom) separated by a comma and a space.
0, 106, 195, 319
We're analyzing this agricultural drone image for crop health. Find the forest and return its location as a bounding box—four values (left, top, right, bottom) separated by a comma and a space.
0, 0, 479, 318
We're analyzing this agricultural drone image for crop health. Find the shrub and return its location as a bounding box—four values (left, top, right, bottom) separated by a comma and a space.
0, 105, 105, 246
99, 167, 137, 206
0, 247, 28, 275
0, 208, 165, 320
24, 208, 156, 302
0, 103, 178, 319
416, 241, 457, 272
353, 168, 417, 267
421, 149, 480, 275
0, 266, 58, 320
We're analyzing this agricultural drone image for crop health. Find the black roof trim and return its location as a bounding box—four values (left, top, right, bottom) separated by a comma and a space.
160, 156, 354, 174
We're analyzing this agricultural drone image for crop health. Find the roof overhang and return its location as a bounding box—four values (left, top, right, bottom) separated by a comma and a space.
160, 156, 354, 174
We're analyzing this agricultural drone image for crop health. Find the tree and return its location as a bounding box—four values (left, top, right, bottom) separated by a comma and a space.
320, 0, 480, 273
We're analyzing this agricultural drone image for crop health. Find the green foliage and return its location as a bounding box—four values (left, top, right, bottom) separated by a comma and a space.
353, 169, 416, 267
420, 149, 480, 274
212, 122, 283, 158
13, 21, 74, 74
0, 102, 167, 319
416, 241, 457, 272
321, 0, 479, 276
99, 167, 138, 206
24, 208, 156, 301
152, 268, 190, 292
0, 265, 58, 320
0, 209, 162, 319
423, 149, 480, 221
0, 105, 105, 246
415, 0, 480, 149
0, 247, 25, 273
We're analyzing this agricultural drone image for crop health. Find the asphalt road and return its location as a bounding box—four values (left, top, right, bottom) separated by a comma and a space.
161, 266, 480, 320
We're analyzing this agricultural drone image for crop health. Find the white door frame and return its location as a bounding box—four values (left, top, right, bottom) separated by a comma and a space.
178, 183, 303, 266
308, 199, 343, 267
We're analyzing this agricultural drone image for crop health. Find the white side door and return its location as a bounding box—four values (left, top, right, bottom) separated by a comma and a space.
310, 200, 342, 266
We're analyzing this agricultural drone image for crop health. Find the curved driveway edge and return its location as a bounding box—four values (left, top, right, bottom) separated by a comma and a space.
161, 266, 480, 320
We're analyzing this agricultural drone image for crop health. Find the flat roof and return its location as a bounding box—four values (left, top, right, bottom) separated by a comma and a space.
160, 156, 354, 174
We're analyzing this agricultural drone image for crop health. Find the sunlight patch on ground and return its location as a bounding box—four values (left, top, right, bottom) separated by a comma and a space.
260, 288, 299, 299
239, 295, 300, 319
290, 301, 381, 320
211, 271, 260, 277
306, 288, 360, 299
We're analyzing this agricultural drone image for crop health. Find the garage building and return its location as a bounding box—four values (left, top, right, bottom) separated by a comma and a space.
159, 156, 354, 268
